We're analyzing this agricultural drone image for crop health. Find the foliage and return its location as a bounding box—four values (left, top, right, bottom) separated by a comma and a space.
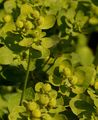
0, 0, 98, 120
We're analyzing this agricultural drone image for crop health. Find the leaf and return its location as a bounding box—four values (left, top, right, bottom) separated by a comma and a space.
53, 114, 67, 120
75, 10, 88, 30
0, 46, 14, 65
39, 15, 56, 29
75, 66, 96, 89
49, 75, 62, 86
65, 8, 76, 23
0, 95, 7, 109
41, 36, 60, 48
57, 96, 64, 106
87, 89, 98, 108
8, 106, 26, 120
4, 92, 21, 112
24, 87, 35, 101
49, 105, 65, 114
59, 85, 70, 95
76, 46, 94, 65
19, 38, 33, 47
0, 22, 16, 37
32, 43, 50, 58
31, 48, 42, 58
69, 94, 95, 119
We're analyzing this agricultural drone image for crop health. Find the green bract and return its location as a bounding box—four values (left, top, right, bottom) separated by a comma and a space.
38, 15, 56, 29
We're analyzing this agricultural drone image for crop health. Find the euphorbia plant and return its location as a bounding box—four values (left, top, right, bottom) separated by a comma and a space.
0, 0, 98, 120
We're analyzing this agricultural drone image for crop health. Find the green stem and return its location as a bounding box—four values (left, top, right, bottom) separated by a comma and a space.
19, 48, 31, 106
44, 57, 57, 73
42, 56, 50, 69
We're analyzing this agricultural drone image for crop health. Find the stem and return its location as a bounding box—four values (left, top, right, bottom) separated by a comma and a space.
19, 48, 31, 106
42, 56, 50, 69
45, 57, 57, 73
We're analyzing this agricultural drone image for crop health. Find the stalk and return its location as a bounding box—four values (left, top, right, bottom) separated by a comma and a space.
19, 48, 31, 105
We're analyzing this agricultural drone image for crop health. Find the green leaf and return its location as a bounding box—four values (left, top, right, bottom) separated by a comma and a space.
75, 10, 88, 30
69, 94, 95, 119
39, 15, 56, 29
87, 89, 98, 108
32, 43, 50, 58
0, 22, 16, 37
31, 48, 42, 58
41, 36, 60, 48
49, 75, 62, 86
76, 46, 94, 65
65, 8, 76, 23
19, 38, 33, 47
59, 85, 70, 95
0, 46, 14, 64
53, 114, 67, 120
24, 87, 35, 101
49, 105, 65, 114
75, 66, 96, 89
0, 95, 7, 109
8, 106, 26, 120
4, 92, 21, 112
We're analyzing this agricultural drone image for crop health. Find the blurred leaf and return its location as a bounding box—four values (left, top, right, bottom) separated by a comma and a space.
39, 15, 56, 29
8, 106, 26, 120
0, 46, 14, 64
41, 36, 60, 48
4, 0, 16, 14
19, 38, 33, 47
76, 46, 94, 65
4, 92, 21, 112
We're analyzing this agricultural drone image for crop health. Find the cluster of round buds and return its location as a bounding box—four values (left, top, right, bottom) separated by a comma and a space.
35, 82, 57, 108
24, 82, 58, 120
16, 19, 34, 30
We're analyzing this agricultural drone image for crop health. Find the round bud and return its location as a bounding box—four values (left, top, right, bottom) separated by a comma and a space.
39, 94, 49, 105
42, 83, 51, 92
3, 14, 12, 23
16, 20, 24, 28
48, 98, 56, 108
27, 101, 38, 111
25, 21, 34, 30
32, 109, 41, 118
